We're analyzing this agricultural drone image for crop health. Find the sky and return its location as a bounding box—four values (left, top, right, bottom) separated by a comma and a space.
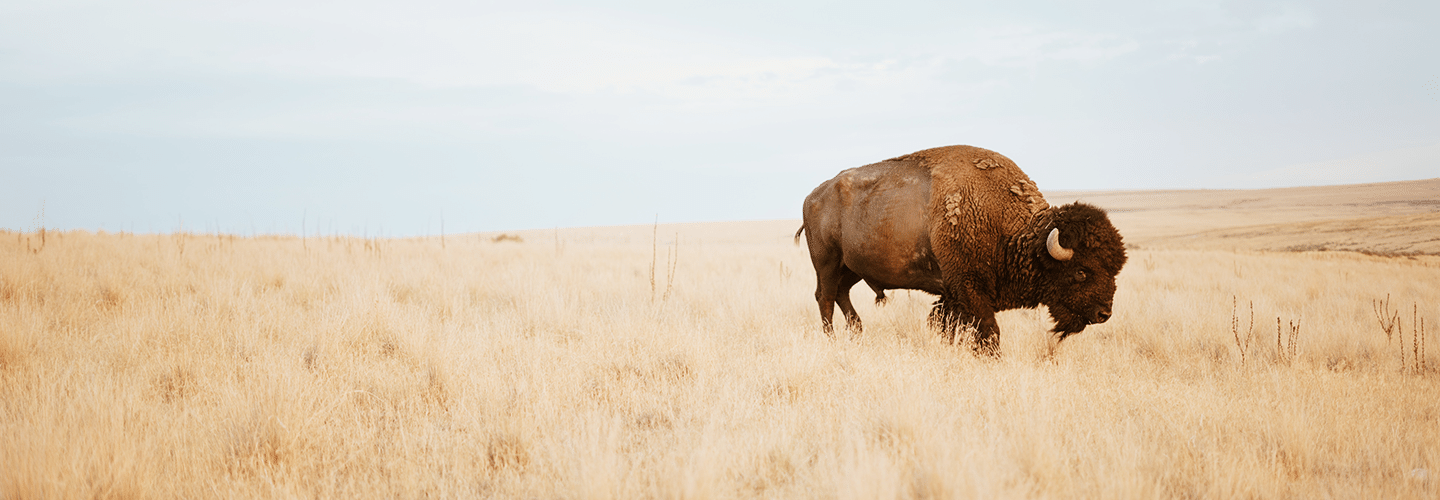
3, 0, 1438, 235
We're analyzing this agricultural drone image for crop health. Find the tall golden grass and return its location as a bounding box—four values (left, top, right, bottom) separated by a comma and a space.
2, 228, 1437, 498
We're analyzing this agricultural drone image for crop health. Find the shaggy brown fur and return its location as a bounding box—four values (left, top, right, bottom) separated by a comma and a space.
797, 145, 1127, 355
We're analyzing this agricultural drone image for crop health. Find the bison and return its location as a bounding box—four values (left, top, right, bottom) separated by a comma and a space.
795, 145, 1126, 355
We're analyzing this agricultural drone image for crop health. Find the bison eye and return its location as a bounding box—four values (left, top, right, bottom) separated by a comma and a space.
1075, 270, 1088, 282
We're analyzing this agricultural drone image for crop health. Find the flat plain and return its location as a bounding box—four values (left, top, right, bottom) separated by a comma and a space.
2, 178, 1438, 499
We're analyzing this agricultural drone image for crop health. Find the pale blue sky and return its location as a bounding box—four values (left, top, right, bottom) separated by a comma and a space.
3, 0, 1437, 235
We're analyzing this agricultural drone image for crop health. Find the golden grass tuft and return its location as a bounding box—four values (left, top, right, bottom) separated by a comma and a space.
1, 228, 1438, 498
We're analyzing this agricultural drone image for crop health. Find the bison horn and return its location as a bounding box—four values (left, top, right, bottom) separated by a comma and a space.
1046, 228, 1074, 261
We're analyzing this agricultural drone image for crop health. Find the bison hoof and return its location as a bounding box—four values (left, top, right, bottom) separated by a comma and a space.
973, 337, 1001, 357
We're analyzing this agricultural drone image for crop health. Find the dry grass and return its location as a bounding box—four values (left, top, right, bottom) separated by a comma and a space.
2, 224, 1437, 499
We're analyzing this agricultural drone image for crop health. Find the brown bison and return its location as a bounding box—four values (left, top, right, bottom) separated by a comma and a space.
795, 145, 1126, 355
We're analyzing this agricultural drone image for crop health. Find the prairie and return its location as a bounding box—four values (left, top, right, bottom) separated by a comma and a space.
2, 179, 1438, 499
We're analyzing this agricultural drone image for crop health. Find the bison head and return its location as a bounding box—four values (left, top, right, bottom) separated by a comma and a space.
1037, 202, 1127, 340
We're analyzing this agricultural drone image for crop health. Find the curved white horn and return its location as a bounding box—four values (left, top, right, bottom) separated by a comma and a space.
1046, 228, 1073, 261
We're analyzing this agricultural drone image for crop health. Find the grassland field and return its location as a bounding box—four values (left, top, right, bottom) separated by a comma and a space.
2, 179, 1439, 499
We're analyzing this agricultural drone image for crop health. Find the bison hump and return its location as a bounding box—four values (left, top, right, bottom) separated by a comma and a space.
916, 144, 1051, 240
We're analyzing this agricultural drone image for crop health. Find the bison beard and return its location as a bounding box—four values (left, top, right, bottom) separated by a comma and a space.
798, 145, 1126, 356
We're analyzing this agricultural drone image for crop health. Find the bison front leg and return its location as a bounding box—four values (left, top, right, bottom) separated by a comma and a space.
929, 298, 1001, 356
928, 300, 958, 343
972, 314, 1001, 356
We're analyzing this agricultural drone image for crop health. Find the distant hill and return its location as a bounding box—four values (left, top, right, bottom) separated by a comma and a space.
477, 178, 1440, 257
1050, 178, 1440, 255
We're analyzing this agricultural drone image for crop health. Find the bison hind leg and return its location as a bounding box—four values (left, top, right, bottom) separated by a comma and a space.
865, 281, 888, 306
834, 267, 865, 333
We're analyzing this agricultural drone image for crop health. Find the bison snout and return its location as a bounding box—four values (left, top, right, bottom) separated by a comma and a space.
1093, 307, 1112, 324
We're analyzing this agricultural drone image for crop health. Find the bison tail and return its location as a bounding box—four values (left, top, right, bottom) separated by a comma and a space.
874, 290, 888, 306
793, 225, 805, 245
